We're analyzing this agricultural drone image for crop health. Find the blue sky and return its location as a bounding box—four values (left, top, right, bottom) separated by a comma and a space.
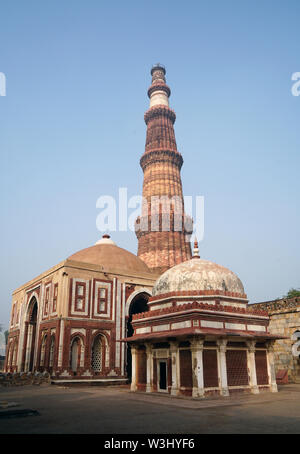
0, 0, 299, 328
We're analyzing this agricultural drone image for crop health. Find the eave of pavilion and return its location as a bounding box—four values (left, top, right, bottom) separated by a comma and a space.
121, 326, 284, 343
132, 305, 269, 326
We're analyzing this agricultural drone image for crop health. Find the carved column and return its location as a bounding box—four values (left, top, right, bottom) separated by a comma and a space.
190, 339, 205, 398
131, 345, 138, 391
169, 341, 179, 396
246, 340, 259, 394
217, 339, 229, 396
267, 342, 278, 393
57, 318, 64, 368
146, 344, 153, 393
24, 324, 33, 372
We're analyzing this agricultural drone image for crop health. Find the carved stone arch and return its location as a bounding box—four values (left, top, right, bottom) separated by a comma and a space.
125, 288, 151, 382
125, 288, 152, 317
40, 332, 48, 367
292, 330, 300, 358
7, 339, 14, 369
91, 330, 110, 371
70, 333, 85, 372
49, 334, 55, 368
26, 293, 39, 322
23, 294, 39, 372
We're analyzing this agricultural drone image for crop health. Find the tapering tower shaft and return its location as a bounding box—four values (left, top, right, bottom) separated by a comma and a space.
135, 65, 192, 274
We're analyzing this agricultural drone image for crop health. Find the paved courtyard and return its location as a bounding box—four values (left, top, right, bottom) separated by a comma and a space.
0, 384, 300, 434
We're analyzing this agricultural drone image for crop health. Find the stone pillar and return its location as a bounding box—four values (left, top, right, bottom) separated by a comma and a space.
190, 339, 205, 398
267, 343, 278, 393
131, 345, 138, 392
217, 339, 229, 396
57, 318, 64, 368
24, 324, 33, 372
145, 344, 153, 393
246, 340, 259, 394
169, 341, 179, 396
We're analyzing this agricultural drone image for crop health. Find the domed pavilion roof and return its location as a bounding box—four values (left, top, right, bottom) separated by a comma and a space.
152, 256, 245, 297
68, 235, 152, 275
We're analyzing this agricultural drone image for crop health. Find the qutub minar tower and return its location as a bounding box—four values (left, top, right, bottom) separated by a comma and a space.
136, 64, 192, 273
4, 64, 282, 400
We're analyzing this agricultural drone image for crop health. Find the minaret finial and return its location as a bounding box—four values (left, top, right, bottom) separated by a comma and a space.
148, 64, 170, 108
192, 237, 200, 258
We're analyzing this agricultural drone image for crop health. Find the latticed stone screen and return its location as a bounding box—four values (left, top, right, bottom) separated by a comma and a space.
203, 349, 219, 388
179, 350, 192, 388
255, 350, 269, 385
92, 336, 103, 372
226, 350, 249, 386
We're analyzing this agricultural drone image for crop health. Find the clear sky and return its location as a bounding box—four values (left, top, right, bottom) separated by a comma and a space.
0, 0, 299, 329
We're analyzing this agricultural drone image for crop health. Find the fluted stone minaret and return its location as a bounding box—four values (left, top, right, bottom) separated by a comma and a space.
135, 64, 192, 274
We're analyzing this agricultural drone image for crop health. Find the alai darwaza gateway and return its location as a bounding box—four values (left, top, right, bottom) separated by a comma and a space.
5, 64, 281, 398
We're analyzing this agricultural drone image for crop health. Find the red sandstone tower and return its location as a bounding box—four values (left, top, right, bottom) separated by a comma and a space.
135, 64, 192, 274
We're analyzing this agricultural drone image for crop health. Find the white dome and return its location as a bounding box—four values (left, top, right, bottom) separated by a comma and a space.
152, 257, 245, 296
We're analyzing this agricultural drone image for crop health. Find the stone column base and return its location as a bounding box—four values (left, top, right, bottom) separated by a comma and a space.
192, 387, 205, 398
251, 385, 260, 394
270, 383, 278, 393
220, 387, 229, 397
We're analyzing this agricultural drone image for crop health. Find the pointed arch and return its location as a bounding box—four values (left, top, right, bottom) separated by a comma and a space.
70, 333, 85, 373
125, 288, 152, 317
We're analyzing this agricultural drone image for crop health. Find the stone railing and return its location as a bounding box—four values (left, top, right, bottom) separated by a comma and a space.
133, 300, 268, 321
150, 289, 248, 302
251, 297, 300, 313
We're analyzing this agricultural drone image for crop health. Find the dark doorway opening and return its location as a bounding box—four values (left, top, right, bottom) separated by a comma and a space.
159, 361, 167, 391
28, 299, 38, 372
126, 293, 149, 381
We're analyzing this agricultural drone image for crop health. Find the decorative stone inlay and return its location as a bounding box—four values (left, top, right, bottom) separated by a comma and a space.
247, 325, 266, 332
225, 323, 246, 330
136, 326, 151, 334
171, 320, 191, 330
201, 320, 223, 329
152, 324, 170, 332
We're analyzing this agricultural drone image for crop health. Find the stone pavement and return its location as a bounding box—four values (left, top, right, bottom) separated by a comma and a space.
0, 384, 300, 434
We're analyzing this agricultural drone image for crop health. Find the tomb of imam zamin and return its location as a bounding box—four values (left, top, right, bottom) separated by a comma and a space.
5, 65, 286, 398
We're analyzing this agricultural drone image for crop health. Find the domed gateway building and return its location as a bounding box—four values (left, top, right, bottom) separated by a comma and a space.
5, 234, 157, 383
5, 65, 281, 396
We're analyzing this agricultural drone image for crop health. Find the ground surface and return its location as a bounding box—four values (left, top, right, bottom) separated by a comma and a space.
0, 384, 300, 434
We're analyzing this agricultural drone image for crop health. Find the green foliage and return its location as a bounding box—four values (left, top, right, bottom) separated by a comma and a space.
4, 330, 8, 344
284, 288, 300, 299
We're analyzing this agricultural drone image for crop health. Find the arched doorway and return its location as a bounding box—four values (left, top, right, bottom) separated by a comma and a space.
25, 297, 38, 372
40, 334, 47, 368
49, 335, 55, 371
126, 292, 150, 381
70, 337, 80, 374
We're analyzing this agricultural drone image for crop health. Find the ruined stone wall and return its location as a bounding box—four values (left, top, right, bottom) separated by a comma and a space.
251, 298, 300, 382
